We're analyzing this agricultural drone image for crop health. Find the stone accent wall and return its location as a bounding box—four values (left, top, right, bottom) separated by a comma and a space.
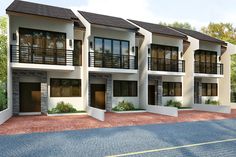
12, 70, 48, 115
89, 73, 112, 111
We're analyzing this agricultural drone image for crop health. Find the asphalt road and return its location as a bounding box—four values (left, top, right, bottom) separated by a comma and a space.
1, 119, 236, 157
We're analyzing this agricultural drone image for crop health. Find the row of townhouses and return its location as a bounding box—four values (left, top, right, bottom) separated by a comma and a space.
6, 0, 234, 116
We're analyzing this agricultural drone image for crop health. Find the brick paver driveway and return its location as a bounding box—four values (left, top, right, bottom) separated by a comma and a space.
1, 110, 236, 135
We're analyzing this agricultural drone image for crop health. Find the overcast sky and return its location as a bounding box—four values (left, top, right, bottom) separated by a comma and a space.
1, 0, 236, 30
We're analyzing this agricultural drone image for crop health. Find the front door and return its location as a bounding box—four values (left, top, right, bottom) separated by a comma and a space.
91, 84, 106, 110
20, 83, 41, 112
148, 85, 155, 105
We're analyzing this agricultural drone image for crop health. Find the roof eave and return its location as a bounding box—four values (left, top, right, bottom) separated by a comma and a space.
6, 10, 73, 21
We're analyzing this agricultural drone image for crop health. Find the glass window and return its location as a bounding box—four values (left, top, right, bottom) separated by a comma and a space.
94, 38, 103, 53
163, 82, 182, 96
113, 40, 120, 55
73, 40, 82, 66
113, 81, 137, 97
121, 41, 129, 55
104, 39, 112, 54
202, 83, 218, 96
50, 79, 81, 97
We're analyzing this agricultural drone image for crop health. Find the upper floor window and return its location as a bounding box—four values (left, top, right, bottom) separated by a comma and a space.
151, 44, 178, 60
19, 28, 66, 49
73, 40, 82, 66
94, 37, 129, 55
194, 50, 217, 63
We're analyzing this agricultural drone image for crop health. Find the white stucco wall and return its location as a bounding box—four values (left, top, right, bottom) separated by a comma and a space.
47, 68, 84, 110
112, 73, 139, 109
152, 35, 183, 59
220, 42, 235, 107
9, 14, 74, 50
183, 36, 199, 106
162, 76, 183, 106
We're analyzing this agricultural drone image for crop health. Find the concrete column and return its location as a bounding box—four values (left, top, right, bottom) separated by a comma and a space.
157, 77, 163, 106
106, 74, 112, 111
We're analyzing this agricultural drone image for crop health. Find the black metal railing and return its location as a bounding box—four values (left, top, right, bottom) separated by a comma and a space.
148, 57, 185, 72
194, 61, 223, 75
89, 52, 137, 69
10, 45, 73, 66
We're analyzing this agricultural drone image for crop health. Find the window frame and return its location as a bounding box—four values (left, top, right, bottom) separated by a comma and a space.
202, 83, 218, 96
50, 78, 81, 97
113, 80, 138, 97
163, 82, 182, 96
94, 37, 130, 56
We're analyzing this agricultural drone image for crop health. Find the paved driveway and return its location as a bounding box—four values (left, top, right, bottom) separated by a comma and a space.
1, 110, 236, 135
1, 118, 236, 157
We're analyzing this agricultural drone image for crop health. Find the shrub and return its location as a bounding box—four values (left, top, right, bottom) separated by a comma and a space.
0, 85, 7, 111
166, 100, 182, 108
48, 101, 77, 114
205, 99, 220, 105
112, 101, 135, 111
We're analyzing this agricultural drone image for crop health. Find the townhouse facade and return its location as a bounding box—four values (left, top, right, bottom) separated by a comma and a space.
6, 0, 232, 116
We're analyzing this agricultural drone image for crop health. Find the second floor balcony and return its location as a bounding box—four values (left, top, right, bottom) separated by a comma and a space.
194, 61, 223, 75
89, 52, 137, 69
148, 57, 185, 72
10, 45, 73, 66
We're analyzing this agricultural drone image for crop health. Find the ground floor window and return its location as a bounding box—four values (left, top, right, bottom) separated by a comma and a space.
50, 78, 81, 97
202, 83, 218, 96
113, 80, 137, 97
163, 82, 182, 96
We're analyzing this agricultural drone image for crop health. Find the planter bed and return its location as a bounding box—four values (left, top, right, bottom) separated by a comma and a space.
112, 110, 146, 114
47, 112, 87, 116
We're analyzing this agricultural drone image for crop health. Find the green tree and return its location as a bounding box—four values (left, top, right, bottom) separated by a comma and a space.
0, 16, 7, 82
201, 23, 236, 44
159, 21, 195, 30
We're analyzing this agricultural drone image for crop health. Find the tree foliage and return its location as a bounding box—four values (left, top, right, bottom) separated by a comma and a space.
0, 16, 7, 82
159, 21, 195, 30
201, 22, 236, 45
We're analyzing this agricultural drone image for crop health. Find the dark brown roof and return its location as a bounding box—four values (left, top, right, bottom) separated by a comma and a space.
6, 0, 78, 21
128, 19, 187, 39
78, 11, 139, 31
171, 27, 226, 45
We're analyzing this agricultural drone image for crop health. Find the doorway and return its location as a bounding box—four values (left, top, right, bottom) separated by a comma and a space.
20, 83, 41, 112
90, 84, 106, 110
194, 80, 201, 104
148, 85, 155, 105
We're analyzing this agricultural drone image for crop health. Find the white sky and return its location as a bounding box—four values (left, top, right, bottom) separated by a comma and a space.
1, 0, 236, 30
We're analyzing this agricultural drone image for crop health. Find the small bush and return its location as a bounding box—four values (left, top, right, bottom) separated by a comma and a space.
166, 100, 182, 108
205, 99, 220, 105
112, 101, 135, 111
48, 101, 78, 114
0, 85, 7, 111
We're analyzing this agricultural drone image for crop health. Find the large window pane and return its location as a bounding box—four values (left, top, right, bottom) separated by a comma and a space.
104, 39, 112, 54
212, 84, 218, 96
163, 82, 182, 96
95, 38, 103, 53
73, 40, 82, 66
113, 81, 137, 97
113, 40, 120, 55
121, 41, 129, 55
50, 79, 81, 97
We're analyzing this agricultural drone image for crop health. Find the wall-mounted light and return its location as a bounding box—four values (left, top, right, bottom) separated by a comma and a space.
180, 52, 183, 57
89, 41, 93, 49
132, 46, 134, 52
69, 39, 72, 47
12, 33, 16, 41
148, 48, 150, 54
